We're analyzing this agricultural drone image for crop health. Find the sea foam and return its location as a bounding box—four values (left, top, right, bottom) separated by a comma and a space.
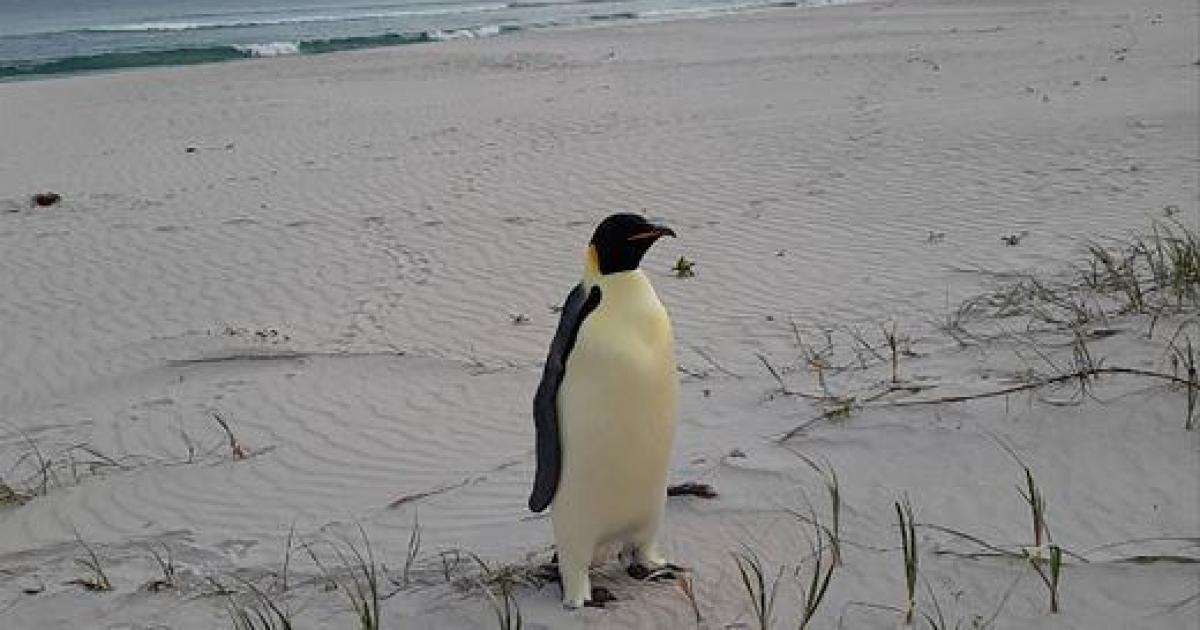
86, 4, 509, 33
428, 24, 504, 40
234, 42, 302, 57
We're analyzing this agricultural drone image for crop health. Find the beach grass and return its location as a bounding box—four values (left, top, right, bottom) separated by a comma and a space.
71, 529, 113, 592
1168, 332, 1198, 430
146, 542, 178, 591
479, 572, 524, 630
731, 549, 783, 630
823, 468, 842, 567
784, 451, 844, 568
402, 510, 421, 587
1018, 467, 1050, 551
210, 412, 249, 461
1026, 544, 1063, 614
895, 497, 917, 626
303, 526, 381, 630
1084, 220, 1200, 312
225, 579, 295, 630
457, 551, 552, 630
796, 528, 837, 630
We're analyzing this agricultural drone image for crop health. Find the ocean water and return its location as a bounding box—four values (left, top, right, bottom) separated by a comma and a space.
0, 0, 830, 79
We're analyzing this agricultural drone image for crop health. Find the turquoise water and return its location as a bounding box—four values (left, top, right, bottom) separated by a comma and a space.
0, 0, 826, 79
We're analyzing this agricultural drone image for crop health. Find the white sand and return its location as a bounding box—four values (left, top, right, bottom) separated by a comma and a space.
1, 0, 1197, 627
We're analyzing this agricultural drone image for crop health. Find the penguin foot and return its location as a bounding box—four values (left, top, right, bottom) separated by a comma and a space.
627, 563, 684, 581
584, 586, 616, 608
536, 563, 560, 582
536, 552, 561, 582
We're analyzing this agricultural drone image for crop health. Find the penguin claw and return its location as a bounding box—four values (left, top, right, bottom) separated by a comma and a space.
537, 552, 561, 582
627, 563, 682, 581
646, 568, 676, 581
536, 563, 560, 582
584, 586, 616, 608
626, 563, 651, 580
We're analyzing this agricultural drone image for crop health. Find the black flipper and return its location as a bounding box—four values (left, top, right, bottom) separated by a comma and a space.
529, 283, 602, 513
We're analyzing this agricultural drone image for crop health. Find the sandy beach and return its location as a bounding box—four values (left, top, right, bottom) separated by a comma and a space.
1, 0, 1197, 627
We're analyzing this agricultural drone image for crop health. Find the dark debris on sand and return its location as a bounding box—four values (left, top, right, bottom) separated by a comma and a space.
31, 192, 61, 207
667, 482, 718, 499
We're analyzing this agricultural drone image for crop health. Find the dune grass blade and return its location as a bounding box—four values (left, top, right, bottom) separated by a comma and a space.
225, 578, 294, 630
72, 529, 113, 592
210, 412, 248, 460
1174, 336, 1198, 430
404, 509, 421, 586
1018, 467, 1048, 549
304, 525, 380, 630
676, 573, 703, 625
458, 551, 540, 630
1026, 544, 1062, 613
919, 574, 951, 630
147, 542, 177, 591
798, 530, 837, 630
895, 497, 917, 625
479, 576, 523, 630
732, 550, 783, 630
280, 524, 295, 593
782, 456, 844, 568
826, 469, 842, 566
1085, 220, 1200, 312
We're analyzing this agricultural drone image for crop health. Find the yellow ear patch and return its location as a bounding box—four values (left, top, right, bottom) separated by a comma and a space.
585, 245, 600, 274
582, 244, 601, 287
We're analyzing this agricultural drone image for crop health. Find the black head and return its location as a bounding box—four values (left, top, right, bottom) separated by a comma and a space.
589, 213, 676, 275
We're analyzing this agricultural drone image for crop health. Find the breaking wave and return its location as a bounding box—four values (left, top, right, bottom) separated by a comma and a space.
81, 4, 510, 33
0, 26, 518, 78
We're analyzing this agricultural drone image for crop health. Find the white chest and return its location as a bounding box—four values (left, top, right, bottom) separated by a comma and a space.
556, 270, 678, 520
569, 270, 675, 387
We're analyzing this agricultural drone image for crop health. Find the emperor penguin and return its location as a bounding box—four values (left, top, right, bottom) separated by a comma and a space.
529, 213, 679, 609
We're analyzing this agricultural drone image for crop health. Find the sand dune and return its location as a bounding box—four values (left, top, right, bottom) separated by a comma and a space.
1, 0, 1197, 627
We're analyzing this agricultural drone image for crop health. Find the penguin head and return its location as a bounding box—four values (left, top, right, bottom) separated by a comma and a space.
588, 213, 676, 275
